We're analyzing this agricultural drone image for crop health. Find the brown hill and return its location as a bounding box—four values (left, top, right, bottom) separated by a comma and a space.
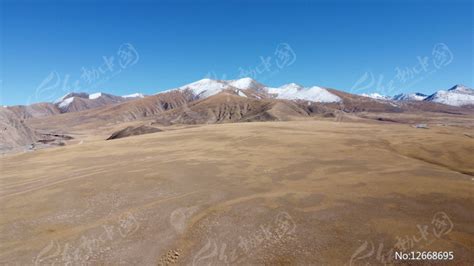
0, 108, 38, 152
106, 125, 162, 140
325, 89, 403, 113
28, 90, 195, 130
154, 92, 312, 124
57, 93, 126, 113
6, 102, 61, 119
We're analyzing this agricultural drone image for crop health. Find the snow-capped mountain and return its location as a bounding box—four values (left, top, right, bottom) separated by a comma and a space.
424, 85, 474, 107
170, 78, 341, 103
178, 79, 229, 99
392, 93, 427, 101
268, 83, 342, 103
8, 79, 473, 120
228, 77, 266, 92
175, 78, 265, 99
360, 93, 391, 100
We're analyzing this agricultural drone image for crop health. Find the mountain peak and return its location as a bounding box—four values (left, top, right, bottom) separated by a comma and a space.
229, 77, 264, 90
54, 92, 89, 103
360, 92, 390, 100
424, 84, 474, 106
448, 84, 472, 93
89, 92, 104, 99
392, 92, 427, 101
179, 78, 227, 98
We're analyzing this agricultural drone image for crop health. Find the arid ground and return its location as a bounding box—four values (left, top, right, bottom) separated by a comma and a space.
1, 118, 473, 265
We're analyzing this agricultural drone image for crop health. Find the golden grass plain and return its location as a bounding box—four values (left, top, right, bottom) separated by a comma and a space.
1, 119, 473, 265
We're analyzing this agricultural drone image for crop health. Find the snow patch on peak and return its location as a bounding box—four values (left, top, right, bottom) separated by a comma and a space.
229, 77, 263, 90
360, 93, 390, 100
89, 92, 124, 101
58, 97, 75, 109
54, 92, 89, 103
122, 93, 145, 98
237, 90, 248, 98
89, 92, 103, 100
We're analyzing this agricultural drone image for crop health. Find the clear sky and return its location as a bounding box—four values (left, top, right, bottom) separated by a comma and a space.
1, 0, 472, 106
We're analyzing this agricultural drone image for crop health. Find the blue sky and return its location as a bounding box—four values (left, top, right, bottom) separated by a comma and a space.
1, 0, 472, 106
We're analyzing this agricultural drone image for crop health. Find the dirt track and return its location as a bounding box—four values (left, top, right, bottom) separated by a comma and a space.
0, 120, 473, 265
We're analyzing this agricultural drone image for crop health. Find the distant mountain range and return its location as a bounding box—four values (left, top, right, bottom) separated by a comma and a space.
4, 80, 474, 116
54, 92, 144, 112
424, 85, 474, 106
172, 78, 343, 103
4, 92, 144, 119
1, 78, 473, 152
360, 84, 474, 107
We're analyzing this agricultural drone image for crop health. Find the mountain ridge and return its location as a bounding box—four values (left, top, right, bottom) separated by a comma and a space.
1, 78, 473, 152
